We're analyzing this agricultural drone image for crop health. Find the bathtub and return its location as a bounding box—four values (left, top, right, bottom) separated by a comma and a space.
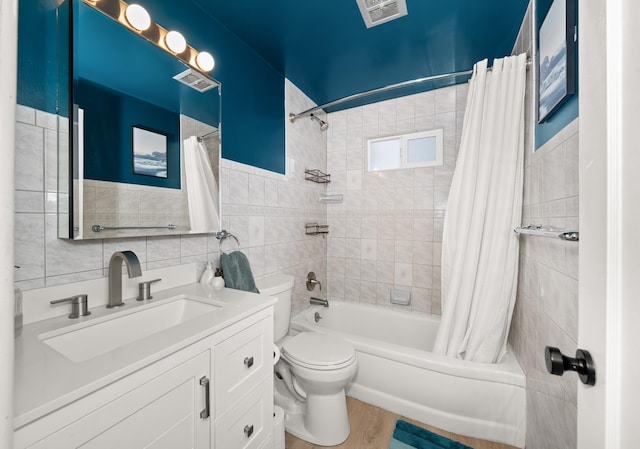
290, 301, 526, 448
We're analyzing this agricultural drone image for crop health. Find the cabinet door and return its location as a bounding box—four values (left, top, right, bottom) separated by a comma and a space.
43, 351, 210, 449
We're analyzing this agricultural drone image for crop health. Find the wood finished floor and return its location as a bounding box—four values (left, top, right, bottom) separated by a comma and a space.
284, 397, 518, 449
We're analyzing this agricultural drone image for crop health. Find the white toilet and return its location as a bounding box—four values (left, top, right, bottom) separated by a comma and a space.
257, 273, 358, 447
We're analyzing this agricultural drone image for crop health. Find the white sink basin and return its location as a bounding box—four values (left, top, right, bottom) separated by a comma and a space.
40, 297, 220, 362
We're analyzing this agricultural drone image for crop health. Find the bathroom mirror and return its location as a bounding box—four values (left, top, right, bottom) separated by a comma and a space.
58, 0, 221, 240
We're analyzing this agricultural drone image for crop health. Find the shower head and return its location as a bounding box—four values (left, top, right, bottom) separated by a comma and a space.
310, 113, 329, 131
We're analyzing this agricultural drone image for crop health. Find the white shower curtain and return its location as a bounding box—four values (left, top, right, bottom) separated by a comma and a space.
183, 136, 220, 232
432, 54, 527, 363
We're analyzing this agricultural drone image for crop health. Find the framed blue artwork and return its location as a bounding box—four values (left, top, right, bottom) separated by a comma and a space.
132, 126, 168, 178
537, 0, 576, 123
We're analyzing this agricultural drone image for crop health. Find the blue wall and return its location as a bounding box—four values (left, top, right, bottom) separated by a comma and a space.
17, 0, 286, 174
535, 0, 579, 149
17, 0, 58, 114
76, 79, 181, 188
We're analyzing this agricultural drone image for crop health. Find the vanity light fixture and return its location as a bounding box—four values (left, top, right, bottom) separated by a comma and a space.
82, 0, 217, 76
124, 4, 151, 31
165, 30, 187, 54
196, 51, 215, 72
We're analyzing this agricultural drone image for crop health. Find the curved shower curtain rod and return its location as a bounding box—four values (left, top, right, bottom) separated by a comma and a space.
288, 58, 532, 123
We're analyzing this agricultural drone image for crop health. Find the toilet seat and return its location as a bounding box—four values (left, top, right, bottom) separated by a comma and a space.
281, 332, 356, 371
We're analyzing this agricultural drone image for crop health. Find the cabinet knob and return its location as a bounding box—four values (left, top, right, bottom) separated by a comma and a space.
244, 424, 254, 438
244, 356, 254, 368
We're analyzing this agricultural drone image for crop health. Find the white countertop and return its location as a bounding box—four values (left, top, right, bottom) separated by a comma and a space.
14, 283, 275, 429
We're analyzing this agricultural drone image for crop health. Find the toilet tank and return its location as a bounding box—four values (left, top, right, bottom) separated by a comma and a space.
256, 273, 295, 341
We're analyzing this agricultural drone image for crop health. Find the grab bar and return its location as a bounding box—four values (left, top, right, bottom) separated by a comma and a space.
514, 225, 579, 242
92, 224, 176, 232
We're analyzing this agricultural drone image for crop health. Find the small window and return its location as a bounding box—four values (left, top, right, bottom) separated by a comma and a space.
367, 129, 443, 172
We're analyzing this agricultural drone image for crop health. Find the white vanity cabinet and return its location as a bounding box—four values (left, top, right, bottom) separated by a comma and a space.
14, 304, 274, 449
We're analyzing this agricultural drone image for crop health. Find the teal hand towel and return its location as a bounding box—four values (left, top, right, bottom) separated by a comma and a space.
220, 251, 260, 293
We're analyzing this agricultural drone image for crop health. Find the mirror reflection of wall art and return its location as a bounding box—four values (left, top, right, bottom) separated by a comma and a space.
537, 0, 576, 123
132, 126, 168, 178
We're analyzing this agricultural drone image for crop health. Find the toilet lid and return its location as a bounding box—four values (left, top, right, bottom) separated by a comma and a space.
282, 332, 355, 368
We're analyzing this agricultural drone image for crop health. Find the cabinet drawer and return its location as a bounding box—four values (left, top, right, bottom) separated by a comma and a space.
215, 377, 272, 449
214, 317, 270, 416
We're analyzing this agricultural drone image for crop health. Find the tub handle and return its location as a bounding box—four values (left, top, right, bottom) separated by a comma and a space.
306, 271, 322, 291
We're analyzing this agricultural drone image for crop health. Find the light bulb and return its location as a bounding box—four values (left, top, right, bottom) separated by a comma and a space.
165, 31, 187, 53
196, 51, 215, 72
125, 4, 151, 31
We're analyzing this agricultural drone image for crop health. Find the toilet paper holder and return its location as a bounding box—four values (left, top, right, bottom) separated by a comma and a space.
273, 344, 281, 365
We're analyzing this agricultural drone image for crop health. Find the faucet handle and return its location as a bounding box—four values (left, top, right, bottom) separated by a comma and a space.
137, 278, 162, 301
50, 294, 91, 319
306, 272, 322, 291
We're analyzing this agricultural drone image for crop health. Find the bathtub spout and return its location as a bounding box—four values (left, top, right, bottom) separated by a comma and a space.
310, 297, 329, 307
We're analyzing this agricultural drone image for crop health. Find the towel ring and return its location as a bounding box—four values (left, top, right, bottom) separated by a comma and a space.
215, 230, 240, 253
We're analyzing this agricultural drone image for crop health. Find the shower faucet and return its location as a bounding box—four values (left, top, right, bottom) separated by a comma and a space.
306, 271, 322, 291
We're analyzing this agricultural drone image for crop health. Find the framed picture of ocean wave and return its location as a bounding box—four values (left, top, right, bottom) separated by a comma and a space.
132, 126, 168, 178
537, 0, 576, 123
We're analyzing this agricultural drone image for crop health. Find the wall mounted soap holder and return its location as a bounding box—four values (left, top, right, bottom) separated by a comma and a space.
319, 194, 343, 204
305, 223, 329, 236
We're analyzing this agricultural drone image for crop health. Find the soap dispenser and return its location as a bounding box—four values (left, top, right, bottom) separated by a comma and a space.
200, 261, 215, 285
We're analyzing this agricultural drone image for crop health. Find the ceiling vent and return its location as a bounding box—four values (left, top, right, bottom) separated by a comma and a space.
173, 68, 219, 93
356, 0, 408, 28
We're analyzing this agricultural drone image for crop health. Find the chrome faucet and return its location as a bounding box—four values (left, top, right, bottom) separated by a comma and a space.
107, 251, 142, 308
310, 297, 329, 307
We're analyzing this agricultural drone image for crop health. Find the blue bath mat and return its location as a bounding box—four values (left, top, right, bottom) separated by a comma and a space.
388, 420, 473, 449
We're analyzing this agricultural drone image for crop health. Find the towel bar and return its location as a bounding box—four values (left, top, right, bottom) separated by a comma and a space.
514, 225, 579, 241
92, 224, 176, 232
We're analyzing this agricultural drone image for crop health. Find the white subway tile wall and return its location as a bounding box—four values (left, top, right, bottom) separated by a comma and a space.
325, 82, 468, 314
508, 3, 579, 449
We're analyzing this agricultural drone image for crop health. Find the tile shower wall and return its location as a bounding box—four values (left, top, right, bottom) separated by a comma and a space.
324, 83, 468, 314
14, 79, 327, 318
508, 2, 580, 448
